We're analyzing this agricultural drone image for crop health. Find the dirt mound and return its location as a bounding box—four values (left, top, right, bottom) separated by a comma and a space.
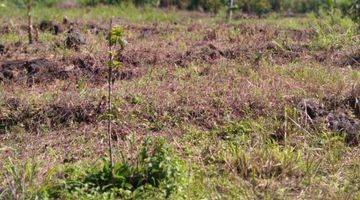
0, 56, 142, 85
172, 24, 312, 66
341, 49, 360, 69
70, 56, 141, 82
0, 98, 106, 134
299, 98, 360, 145
345, 86, 360, 117
0, 58, 63, 85
327, 112, 359, 145
86, 21, 107, 35
39, 20, 63, 35
174, 43, 233, 67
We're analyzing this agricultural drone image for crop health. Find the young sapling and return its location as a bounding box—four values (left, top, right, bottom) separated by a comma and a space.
106, 19, 126, 168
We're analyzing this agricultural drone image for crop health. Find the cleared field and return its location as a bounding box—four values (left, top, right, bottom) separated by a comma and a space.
0, 3, 359, 199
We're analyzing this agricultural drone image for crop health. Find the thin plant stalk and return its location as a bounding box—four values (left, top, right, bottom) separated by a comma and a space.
107, 18, 114, 168
27, 0, 33, 44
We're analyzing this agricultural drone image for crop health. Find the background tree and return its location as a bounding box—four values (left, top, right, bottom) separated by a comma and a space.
227, 0, 234, 21
26, 0, 34, 44
351, 0, 360, 25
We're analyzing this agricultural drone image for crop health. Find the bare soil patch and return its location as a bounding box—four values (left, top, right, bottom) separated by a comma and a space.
0, 97, 106, 134
0, 56, 143, 86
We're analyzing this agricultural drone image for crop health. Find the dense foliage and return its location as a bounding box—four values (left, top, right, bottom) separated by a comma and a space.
4, 0, 358, 17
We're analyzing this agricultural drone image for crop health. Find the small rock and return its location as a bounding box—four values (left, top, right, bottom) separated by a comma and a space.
25, 58, 50, 75
327, 112, 360, 145
86, 22, 106, 35
64, 65, 75, 71
65, 28, 85, 49
0, 43, 5, 54
52, 24, 63, 35
39, 20, 52, 31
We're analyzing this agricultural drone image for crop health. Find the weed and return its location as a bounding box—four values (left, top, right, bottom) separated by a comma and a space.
1, 158, 39, 200
310, 10, 357, 50
216, 121, 251, 140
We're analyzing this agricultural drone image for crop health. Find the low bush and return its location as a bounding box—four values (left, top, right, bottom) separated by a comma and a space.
250, 0, 272, 15
10, 0, 63, 7
78, 0, 123, 6
235, 0, 354, 16
42, 137, 186, 199
188, 0, 225, 13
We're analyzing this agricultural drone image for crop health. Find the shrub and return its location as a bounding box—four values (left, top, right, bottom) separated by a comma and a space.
269, 0, 284, 11
43, 137, 186, 199
310, 9, 357, 50
78, 0, 123, 6
133, 0, 159, 7
10, 0, 62, 7
36, 0, 61, 6
250, 0, 272, 15
159, 0, 189, 9
79, 0, 158, 6
237, 0, 278, 15
188, 0, 225, 13
337, 0, 353, 15
234, 0, 354, 16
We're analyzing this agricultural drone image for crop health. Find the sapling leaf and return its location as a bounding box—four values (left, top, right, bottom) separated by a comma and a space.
106, 61, 123, 69
108, 26, 126, 49
108, 50, 118, 57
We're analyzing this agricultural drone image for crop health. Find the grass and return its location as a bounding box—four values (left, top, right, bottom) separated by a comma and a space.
0, 3, 180, 23
0, 158, 39, 200
0, 3, 359, 200
309, 10, 359, 50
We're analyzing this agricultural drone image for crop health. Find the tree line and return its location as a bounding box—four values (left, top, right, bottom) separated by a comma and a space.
7, 0, 360, 22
